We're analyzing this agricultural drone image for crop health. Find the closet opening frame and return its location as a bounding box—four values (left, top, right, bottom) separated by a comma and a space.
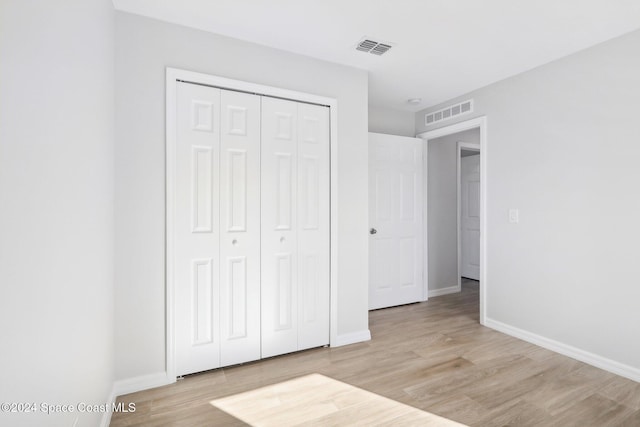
165, 67, 339, 381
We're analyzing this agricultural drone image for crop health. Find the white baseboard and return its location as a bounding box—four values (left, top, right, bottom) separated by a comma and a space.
332, 329, 371, 347
428, 285, 461, 297
101, 371, 174, 427
485, 318, 640, 383
113, 371, 174, 396
100, 387, 118, 427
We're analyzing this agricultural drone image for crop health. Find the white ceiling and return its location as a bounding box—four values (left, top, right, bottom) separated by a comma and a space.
112, 0, 640, 112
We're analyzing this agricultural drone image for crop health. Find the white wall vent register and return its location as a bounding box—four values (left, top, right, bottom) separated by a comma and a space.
356, 38, 393, 55
425, 99, 474, 126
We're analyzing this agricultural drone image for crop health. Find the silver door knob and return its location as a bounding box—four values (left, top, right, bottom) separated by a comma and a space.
370, 228, 377, 235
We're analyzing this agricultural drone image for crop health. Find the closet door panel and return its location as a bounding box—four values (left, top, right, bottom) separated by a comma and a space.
297, 103, 330, 351
219, 90, 261, 366
175, 82, 221, 376
261, 97, 299, 358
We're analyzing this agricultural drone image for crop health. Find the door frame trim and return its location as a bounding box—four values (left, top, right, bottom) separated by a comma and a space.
457, 141, 481, 289
165, 67, 339, 380
417, 116, 487, 325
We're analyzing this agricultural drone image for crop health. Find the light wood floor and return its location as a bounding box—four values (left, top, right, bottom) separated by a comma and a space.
111, 280, 640, 426
209, 373, 465, 426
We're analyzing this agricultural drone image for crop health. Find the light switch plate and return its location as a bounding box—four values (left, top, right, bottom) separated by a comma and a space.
509, 209, 519, 224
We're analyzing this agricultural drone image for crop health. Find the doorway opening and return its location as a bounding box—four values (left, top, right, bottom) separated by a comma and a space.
417, 117, 487, 324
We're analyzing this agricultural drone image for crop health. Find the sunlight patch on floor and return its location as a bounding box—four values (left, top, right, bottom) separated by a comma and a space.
210, 373, 467, 426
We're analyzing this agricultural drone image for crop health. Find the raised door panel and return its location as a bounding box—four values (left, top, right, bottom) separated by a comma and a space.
191, 259, 214, 345
275, 253, 294, 330
297, 103, 330, 350
398, 144, 421, 226
369, 236, 397, 307
399, 237, 417, 289
191, 146, 214, 233
225, 256, 248, 339
175, 82, 221, 376
374, 170, 393, 222
275, 153, 294, 230
219, 90, 261, 366
399, 171, 416, 222
261, 97, 299, 358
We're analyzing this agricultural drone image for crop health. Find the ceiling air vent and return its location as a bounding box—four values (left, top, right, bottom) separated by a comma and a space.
356, 38, 393, 55
425, 99, 474, 126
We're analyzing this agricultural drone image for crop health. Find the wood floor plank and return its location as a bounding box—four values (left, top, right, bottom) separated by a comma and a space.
619, 409, 640, 427
471, 398, 553, 427
543, 394, 635, 427
111, 280, 639, 427
598, 376, 640, 410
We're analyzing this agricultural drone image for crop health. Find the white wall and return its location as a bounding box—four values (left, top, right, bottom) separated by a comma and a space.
115, 12, 369, 381
427, 129, 479, 292
0, 1, 115, 426
416, 29, 640, 377
368, 106, 415, 137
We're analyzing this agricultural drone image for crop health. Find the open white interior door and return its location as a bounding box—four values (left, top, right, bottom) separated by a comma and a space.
368, 133, 424, 310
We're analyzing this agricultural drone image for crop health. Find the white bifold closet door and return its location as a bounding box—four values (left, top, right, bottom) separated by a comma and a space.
174, 81, 329, 376
260, 97, 330, 358
175, 82, 261, 376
